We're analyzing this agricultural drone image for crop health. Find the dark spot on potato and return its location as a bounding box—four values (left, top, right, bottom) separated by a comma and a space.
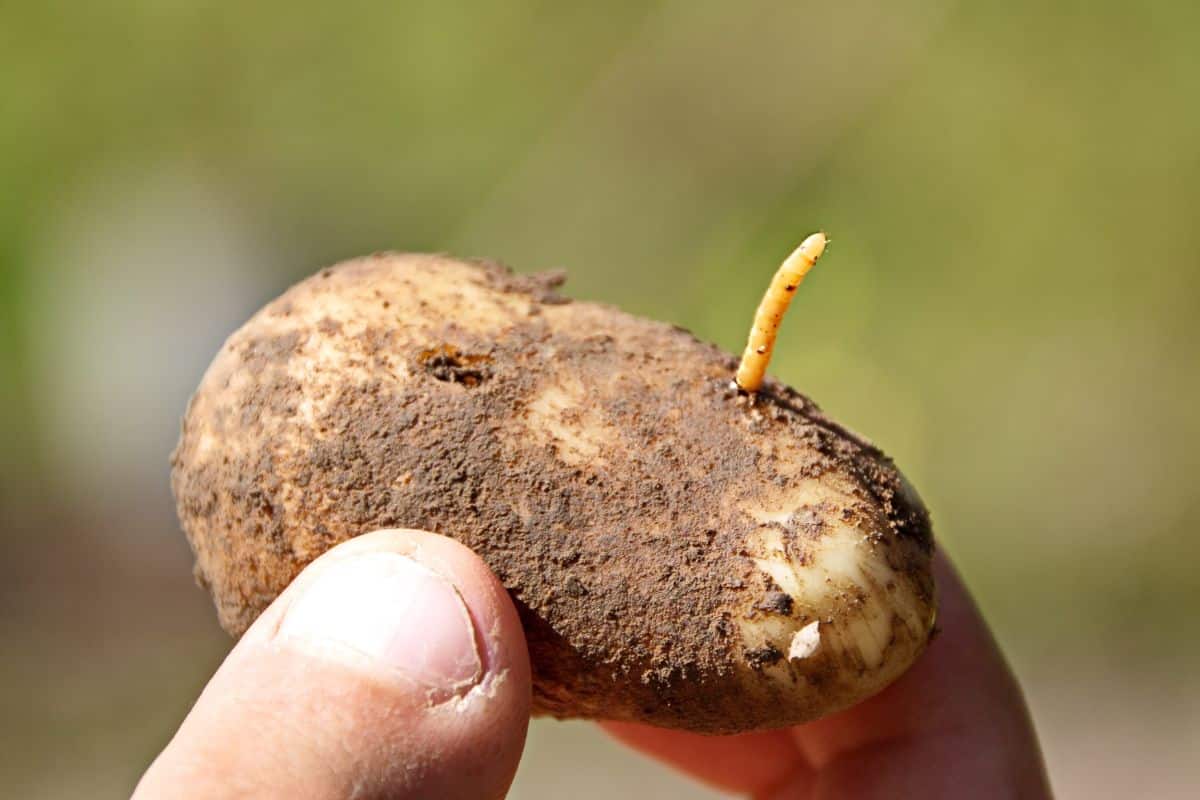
419, 344, 492, 387
745, 644, 783, 669
757, 590, 794, 616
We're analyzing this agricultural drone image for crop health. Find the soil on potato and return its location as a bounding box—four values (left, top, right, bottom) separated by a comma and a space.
172, 256, 932, 729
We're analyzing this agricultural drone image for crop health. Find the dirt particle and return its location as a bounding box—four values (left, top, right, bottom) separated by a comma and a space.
756, 590, 794, 616
464, 258, 571, 305
745, 644, 783, 669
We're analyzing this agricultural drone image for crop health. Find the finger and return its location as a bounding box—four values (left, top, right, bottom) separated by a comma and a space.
134, 529, 532, 800
601, 722, 809, 796
603, 550, 1051, 799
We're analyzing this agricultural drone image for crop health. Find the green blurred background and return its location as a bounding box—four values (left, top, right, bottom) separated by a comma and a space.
2, 1, 1198, 796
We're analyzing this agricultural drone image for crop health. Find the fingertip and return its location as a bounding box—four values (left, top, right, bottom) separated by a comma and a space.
140, 529, 531, 800
244, 528, 532, 700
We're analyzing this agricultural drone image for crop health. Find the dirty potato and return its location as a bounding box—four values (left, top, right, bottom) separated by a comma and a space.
171, 252, 936, 734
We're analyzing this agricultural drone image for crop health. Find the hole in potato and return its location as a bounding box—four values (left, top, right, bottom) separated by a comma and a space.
419, 344, 492, 387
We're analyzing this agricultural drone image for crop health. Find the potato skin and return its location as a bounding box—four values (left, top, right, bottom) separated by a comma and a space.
172, 253, 936, 734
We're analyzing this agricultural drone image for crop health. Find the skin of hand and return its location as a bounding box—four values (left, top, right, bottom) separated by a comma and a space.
135, 531, 1052, 800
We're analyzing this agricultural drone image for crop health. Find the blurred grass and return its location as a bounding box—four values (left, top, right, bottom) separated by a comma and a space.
2, 0, 1199, 796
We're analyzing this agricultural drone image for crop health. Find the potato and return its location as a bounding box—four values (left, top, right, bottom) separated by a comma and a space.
171, 252, 936, 734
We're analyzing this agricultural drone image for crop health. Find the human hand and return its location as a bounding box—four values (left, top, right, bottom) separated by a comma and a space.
135, 531, 1051, 799
134, 529, 532, 799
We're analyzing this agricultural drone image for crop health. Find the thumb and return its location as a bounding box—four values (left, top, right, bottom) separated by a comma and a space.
135, 529, 532, 800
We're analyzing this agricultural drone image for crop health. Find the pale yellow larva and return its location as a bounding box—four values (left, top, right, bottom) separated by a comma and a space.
735, 231, 828, 393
